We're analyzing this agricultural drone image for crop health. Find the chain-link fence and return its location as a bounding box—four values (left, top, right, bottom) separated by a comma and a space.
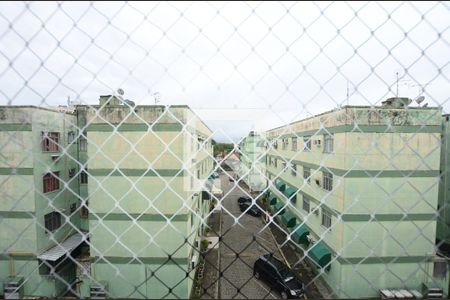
0, 1, 450, 299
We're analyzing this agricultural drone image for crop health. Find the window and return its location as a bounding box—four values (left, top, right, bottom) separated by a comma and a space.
282, 161, 287, 172
41, 132, 60, 152
67, 131, 75, 144
80, 170, 88, 184
43, 172, 60, 193
79, 132, 87, 151
303, 167, 311, 183
292, 137, 297, 151
324, 134, 334, 153
323, 172, 333, 191
70, 203, 77, 213
303, 136, 311, 151
273, 139, 278, 149
322, 210, 332, 228
433, 261, 448, 278
291, 163, 297, 176
80, 202, 88, 219
274, 158, 277, 168
44, 212, 61, 233
69, 168, 76, 178
282, 138, 288, 150
303, 197, 310, 213
197, 170, 200, 179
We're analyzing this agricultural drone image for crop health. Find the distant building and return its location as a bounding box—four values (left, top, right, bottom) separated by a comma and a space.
263, 98, 448, 298
238, 131, 267, 192
0, 98, 214, 299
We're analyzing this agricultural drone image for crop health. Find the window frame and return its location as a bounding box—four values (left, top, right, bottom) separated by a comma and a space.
43, 172, 60, 193
321, 210, 332, 228
303, 197, 310, 213
41, 132, 60, 152
44, 211, 62, 233
323, 172, 333, 191
80, 169, 88, 185
291, 163, 297, 176
79, 132, 87, 152
292, 137, 297, 151
303, 136, 311, 152
323, 133, 334, 153
303, 167, 311, 184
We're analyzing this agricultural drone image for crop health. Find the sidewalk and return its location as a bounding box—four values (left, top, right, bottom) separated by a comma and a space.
200, 209, 221, 299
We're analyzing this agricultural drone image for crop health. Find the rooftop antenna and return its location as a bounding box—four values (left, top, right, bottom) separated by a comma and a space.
153, 92, 161, 105
396, 71, 399, 97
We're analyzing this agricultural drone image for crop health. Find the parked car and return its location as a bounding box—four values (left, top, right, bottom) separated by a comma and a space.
237, 196, 251, 205
238, 200, 262, 217
254, 254, 305, 299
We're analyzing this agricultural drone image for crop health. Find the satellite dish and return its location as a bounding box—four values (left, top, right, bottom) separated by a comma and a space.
414, 95, 425, 105
422, 103, 429, 107
117, 88, 125, 96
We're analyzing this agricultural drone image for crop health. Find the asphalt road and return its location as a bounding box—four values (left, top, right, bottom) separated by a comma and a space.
218, 170, 282, 299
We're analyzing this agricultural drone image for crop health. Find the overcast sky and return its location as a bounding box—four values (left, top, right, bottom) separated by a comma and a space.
0, 1, 449, 142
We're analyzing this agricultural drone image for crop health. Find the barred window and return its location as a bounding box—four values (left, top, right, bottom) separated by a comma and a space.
291, 163, 297, 176
303, 197, 310, 213
322, 210, 332, 228
303, 136, 311, 152
324, 134, 334, 153
292, 137, 297, 151
44, 212, 61, 233
43, 172, 60, 193
41, 132, 60, 152
303, 167, 311, 183
323, 172, 333, 191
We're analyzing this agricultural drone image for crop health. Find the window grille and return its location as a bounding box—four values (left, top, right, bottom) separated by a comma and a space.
324, 134, 334, 153
41, 132, 60, 152
323, 172, 333, 191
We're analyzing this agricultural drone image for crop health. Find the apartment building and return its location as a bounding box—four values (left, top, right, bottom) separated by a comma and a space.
0, 106, 87, 298
0, 98, 214, 299
76, 97, 214, 299
263, 98, 447, 298
237, 131, 267, 192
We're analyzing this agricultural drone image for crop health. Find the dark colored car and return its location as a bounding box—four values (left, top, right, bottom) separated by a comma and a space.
238, 199, 262, 217
254, 254, 305, 299
237, 196, 251, 205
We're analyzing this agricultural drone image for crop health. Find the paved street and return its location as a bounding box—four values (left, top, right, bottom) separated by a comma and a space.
218, 169, 282, 299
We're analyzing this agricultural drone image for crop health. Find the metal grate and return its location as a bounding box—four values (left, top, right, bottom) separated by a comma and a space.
0, 1, 449, 299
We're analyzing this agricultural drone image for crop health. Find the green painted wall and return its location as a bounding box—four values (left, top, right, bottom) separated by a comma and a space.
264, 105, 444, 298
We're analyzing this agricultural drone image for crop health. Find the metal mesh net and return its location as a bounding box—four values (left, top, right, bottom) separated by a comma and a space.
0, 1, 449, 299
